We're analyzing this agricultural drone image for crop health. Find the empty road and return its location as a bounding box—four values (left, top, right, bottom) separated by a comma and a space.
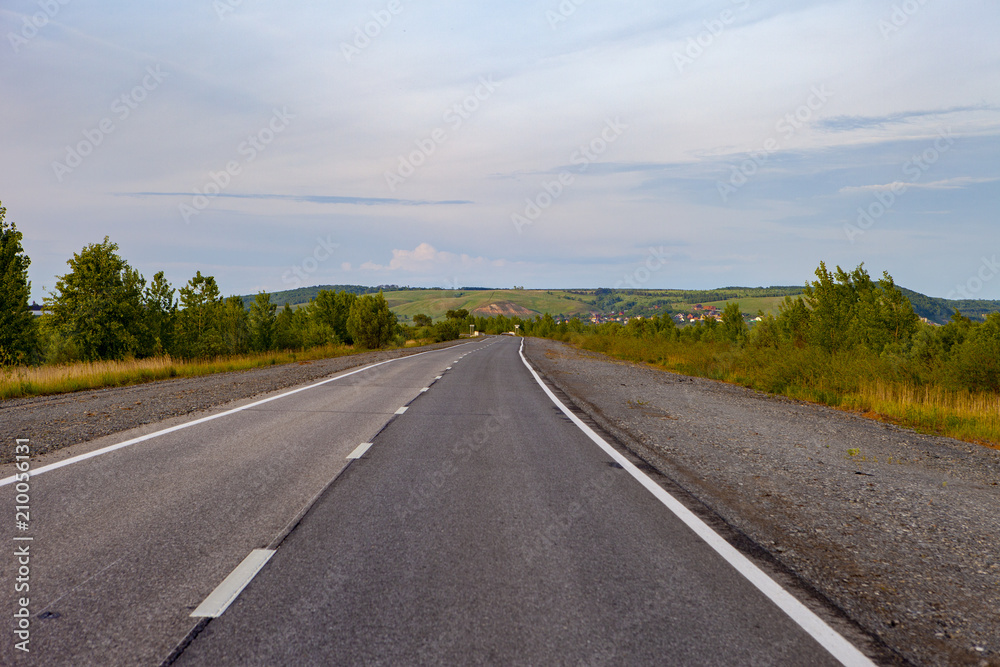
3, 336, 874, 665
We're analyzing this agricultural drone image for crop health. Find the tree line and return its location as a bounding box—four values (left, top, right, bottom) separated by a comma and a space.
0, 219, 409, 365
520, 262, 1000, 394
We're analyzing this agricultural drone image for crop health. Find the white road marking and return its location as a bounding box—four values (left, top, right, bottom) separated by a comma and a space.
517, 339, 874, 667
395, 406, 408, 415
347, 442, 374, 460
420, 388, 429, 393
0, 343, 474, 487
435, 376, 443, 380
191, 549, 275, 618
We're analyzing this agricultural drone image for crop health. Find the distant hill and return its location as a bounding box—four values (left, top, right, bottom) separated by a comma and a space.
236, 285, 1000, 324
899, 288, 1000, 324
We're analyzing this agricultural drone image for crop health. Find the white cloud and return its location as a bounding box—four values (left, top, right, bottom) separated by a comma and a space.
360, 243, 506, 273
839, 176, 1000, 195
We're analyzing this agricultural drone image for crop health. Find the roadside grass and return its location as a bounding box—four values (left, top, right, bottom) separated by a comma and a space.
0, 343, 366, 400
561, 333, 1000, 451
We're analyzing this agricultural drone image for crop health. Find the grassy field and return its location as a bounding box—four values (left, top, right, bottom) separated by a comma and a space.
677, 296, 796, 316
384, 289, 593, 321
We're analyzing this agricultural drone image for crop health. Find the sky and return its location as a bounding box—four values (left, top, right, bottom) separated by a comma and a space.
2, 0, 999, 303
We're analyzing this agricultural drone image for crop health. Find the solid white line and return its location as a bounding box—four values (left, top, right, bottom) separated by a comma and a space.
517, 340, 874, 667
0, 343, 473, 487
395, 406, 408, 414
347, 442, 374, 460
191, 549, 275, 618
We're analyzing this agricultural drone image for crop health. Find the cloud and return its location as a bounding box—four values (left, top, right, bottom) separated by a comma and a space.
121, 192, 473, 206
360, 243, 507, 273
818, 105, 995, 133
838, 176, 1000, 195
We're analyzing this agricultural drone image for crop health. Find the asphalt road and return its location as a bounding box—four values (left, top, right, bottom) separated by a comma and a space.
0, 342, 477, 666
170, 337, 865, 666
1, 336, 874, 665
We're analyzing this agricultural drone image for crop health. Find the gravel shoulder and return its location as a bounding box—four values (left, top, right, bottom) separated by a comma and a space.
0, 341, 467, 466
523, 338, 1000, 667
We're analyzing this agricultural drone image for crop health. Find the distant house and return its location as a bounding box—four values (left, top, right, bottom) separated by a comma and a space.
29, 302, 44, 317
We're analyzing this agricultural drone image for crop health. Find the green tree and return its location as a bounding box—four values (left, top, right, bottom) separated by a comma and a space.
219, 295, 250, 355
249, 291, 276, 352
952, 313, 1000, 392
144, 271, 176, 356
310, 289, 356, 344
273, 303, 305, 350
446, 308, 470, 321
802, 262, 857, 352
176, 271, 223, 358
413, 313, 432, 327
0, 203, 37, 364
46, 236, 147, 361
347, 291, 397, 348
721, 302, 749, 344
776, 295, 811, 347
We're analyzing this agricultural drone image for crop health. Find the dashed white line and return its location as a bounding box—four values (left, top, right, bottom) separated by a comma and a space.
395, 406, 408, 415
517, 339, 874, 667
191, 549, 275, 618
0, 343, 476, 487
347, 442, 374, 460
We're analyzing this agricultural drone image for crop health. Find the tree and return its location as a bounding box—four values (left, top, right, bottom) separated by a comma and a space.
46, 236, 147, 361
0, 202, 37, 364
219, 295, 250, 355
413, 313, 432, 327
249, 292, 276, 352
446, 308, 470, 321
273, 303, 305, 350
310, 289, 356, 344
175, 271, 223, 358
802, 262, 857, 352
347, 291, 397, 349
721, 302, 748, 344
144, 271, 176, 356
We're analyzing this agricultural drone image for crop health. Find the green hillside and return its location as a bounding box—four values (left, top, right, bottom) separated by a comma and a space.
383, 289, 592, 321
236, 285, 1000, 324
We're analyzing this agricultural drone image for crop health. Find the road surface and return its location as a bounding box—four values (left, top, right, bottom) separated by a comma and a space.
2, 337, 874, 665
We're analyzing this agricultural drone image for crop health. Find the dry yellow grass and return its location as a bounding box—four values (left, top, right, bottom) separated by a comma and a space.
840, 380, 1000, 450
0, 344, 363, 400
